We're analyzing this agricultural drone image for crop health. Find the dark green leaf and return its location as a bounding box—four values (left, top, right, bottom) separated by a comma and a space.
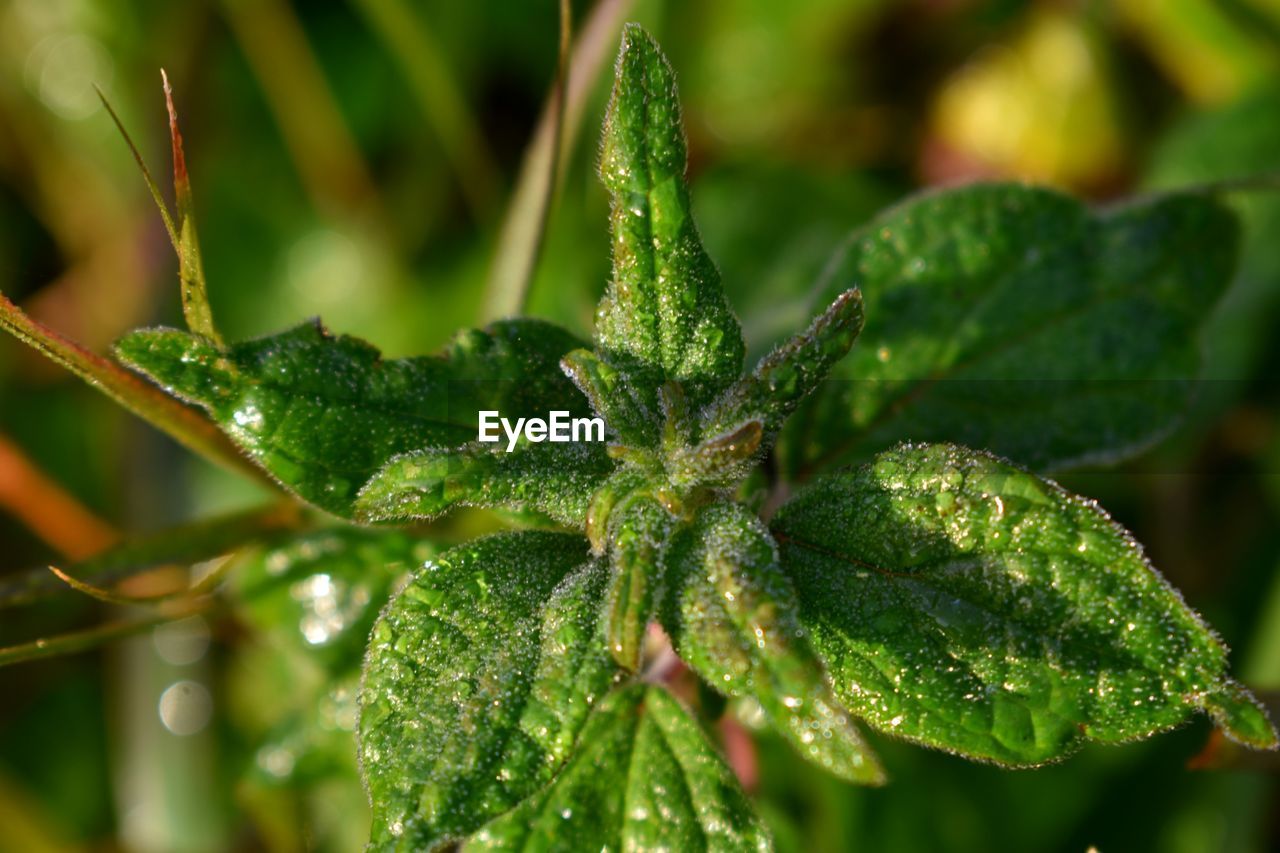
783, 185, 1238, 475
465, 684, 771, 852
356, 441, 613, 526
115, 318, 587, 516
357, 532, 622, 850
773, 443, 1279, 765
233, 527, 429, 668
663, 502, 885, 784
595, 24, 744, 405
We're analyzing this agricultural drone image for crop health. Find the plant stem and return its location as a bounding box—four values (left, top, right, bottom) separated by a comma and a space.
0, 292, 269, 484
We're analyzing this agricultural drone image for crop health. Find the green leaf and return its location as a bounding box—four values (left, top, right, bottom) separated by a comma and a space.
772, 443, 1279, 765
356, 441, 613, 526
561, 347, 660, 448
357, 531, 622, 850
663, 502, 885, 784
233, 527, 429, 667
595, 24, 744, 405
666, 420, 763, 489
465, 683, 771, 852
701, 288, 863, 447
115, 318, 588, 517
605, 495, 674, 671
783, 185, 1238, 476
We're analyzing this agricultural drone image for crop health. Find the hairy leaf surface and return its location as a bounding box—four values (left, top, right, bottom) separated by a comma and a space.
595, 24, 744, 405
356, 441, 613, 526
663, 503, 885, 784
701, 288, 863, 448
605, 495, 674, 670
465, 684, 771, 852
357, 532, 622, 850
773, 443, 1278, 765
115, 319, 587, 516
783, 185, 1238, 475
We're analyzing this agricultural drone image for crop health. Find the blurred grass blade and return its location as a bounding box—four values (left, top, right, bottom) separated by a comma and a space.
219, 0, 382, 216
95, 86, 181, 254
483, 0, 634, 320
0, 503, 303, 609
0, 293, 265, 483
0, 607, 202, 667
351, 0, 500, 219
47, 564, 162, 606
162, 70, 222, 346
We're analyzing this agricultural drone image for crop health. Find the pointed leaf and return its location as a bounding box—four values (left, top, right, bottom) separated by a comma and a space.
115, 318, 588, 517
666, 420, 763, 489
595, 24, 744, 404
358, 532, 622, 850
465, 684, 771, 852
356, 441, 613, 526
784, 186, 1238, 475
772, 443, 1279, 765
162, 71, 221, 345
662, 503, 885, 784
702, 288, 863, 447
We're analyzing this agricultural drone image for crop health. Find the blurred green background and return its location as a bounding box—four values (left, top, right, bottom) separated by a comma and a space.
1, 0, 1279, 850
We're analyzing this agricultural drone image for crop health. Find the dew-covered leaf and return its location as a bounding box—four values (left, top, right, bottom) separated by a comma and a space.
772, 443, 1279, 765
465, 683, 771, 852
114, 318, 588, 516
561, 347, 661, 448
701, 288, 863, 449
662, 502, 885, 784
783, 185, 1238, 476
594, 24, 744, 406
356, 440, 614, 527
357, 532, 622, 850
605, 495, 675, 671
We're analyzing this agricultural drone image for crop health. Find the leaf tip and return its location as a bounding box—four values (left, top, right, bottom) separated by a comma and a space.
161, 68, 189, 195
1203, 681, 1279, 751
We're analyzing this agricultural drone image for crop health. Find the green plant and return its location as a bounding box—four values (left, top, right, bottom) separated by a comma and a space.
1, 23, 1275, 851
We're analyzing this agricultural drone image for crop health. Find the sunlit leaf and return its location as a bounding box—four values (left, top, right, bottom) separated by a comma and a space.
594, 24, 744, 406
663, 502, 885, 784
465, 683, 771, 852
357, 532, 622, 850
773, 443, 1279, 764
115, 319, 587, 516
357, 440, 613, 526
